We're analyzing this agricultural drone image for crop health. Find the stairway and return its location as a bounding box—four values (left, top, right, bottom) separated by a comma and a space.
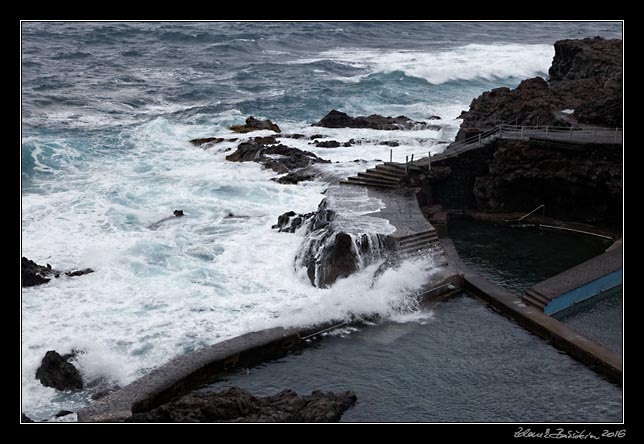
522, 288, 550, 311
340, 162, 410, 189
396, 229, 441, 257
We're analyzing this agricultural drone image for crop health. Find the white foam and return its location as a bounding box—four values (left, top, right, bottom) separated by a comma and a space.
290, 43, 553, 85
21, 115, 449, 419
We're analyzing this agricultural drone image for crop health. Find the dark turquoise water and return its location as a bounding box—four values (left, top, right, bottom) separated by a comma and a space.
448, 216, 613, 295
448, 216, 622, 356
205, 294, 622, 422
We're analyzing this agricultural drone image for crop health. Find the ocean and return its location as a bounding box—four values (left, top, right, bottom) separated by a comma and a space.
21, 21, 622, 420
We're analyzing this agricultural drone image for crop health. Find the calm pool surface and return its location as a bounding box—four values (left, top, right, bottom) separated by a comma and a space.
205, 294, 622, 422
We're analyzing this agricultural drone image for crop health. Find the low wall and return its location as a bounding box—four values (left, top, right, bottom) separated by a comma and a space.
464, 274, 622, 385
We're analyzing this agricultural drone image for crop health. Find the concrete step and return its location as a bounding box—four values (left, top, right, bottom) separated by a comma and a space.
346, 176, 401, 188
398, 232, 439, 247
375, 164, 408, 176
357, 171, 402, 183
396, 229, 437, 242
339, 180, 398, 189
524, 288, 551, 306
363, 168, 405, 180
522, 290, 548, 310
398, 236, 439, 249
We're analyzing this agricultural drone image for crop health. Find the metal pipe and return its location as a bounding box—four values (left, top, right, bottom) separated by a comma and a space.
390, 149, 392, 163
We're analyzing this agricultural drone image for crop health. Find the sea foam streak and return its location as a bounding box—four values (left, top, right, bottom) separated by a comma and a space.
21, 117, 440, 420
290, 43, 554, 84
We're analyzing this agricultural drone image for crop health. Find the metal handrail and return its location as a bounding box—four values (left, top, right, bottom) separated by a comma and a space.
398, 123, 623, 165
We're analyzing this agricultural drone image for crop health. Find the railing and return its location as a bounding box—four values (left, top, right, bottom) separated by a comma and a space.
392, 123, 622, 170
505, 204, 545, 223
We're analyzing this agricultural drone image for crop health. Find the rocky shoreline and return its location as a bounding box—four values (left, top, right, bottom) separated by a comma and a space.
421, 37, 623, 230
456, 37, 622, 141
22, 36, 622, 423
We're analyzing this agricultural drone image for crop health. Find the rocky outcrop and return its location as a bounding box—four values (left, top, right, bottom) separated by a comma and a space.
124, 387, 357, 423
35, 350, 83, 391
315, 110, 438, 131
226, 139, 330, 175
548, 37, 622, 83
314, 140, 341, 148
230, 116, 281, 134
22, 257, 94, 287
294, 199, 394, 288
22, 257, 56, 287
189, 137, 224, 147
272, 171, 316, 185
472, 139, 622, 227
456, 37, 622, 140
272, 210, 314, 233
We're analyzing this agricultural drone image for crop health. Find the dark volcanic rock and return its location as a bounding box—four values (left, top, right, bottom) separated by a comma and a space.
472, 139, 622, 227
22, 413, 35, 423
294, 199, 393, 288
549, 37, 622, 83
315, 110, 430, 131
54, 410, 74, 418
226, 139, 329, 183
125, 387, 357, 423
189, 137, 224, 147
314, 140, 341, 148
318, 232, 358, 285
456, 77, 568, 140
22, 257, 94, 286
272, 171, 316, 185
35, 351, 83, 391
64, 268, 94, 278
22, 257, 55, 287
230, 116, 281, 134
272, 210, 314, 232
455, 37, 622, 139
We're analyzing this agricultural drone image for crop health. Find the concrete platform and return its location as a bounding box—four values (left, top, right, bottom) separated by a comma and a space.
77, 328, 302, 422
360, 187, 436, 239
524, 246, 622, 314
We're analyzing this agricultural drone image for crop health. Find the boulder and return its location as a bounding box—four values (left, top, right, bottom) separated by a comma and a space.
272, 172, 316, 185
125, 387, 357, 423
22, 257, 55, 287
230, 116, 281, 134
64, 268, 94, 278
35, 350, 83, 391
189, 137, 224, 147
315, 110, 431, 131
226, 140, 330, 173
271, 210, 314, 232
314, 140, 341, 148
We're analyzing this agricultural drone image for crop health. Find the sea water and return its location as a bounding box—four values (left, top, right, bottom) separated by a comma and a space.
21, 21, 622, 420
